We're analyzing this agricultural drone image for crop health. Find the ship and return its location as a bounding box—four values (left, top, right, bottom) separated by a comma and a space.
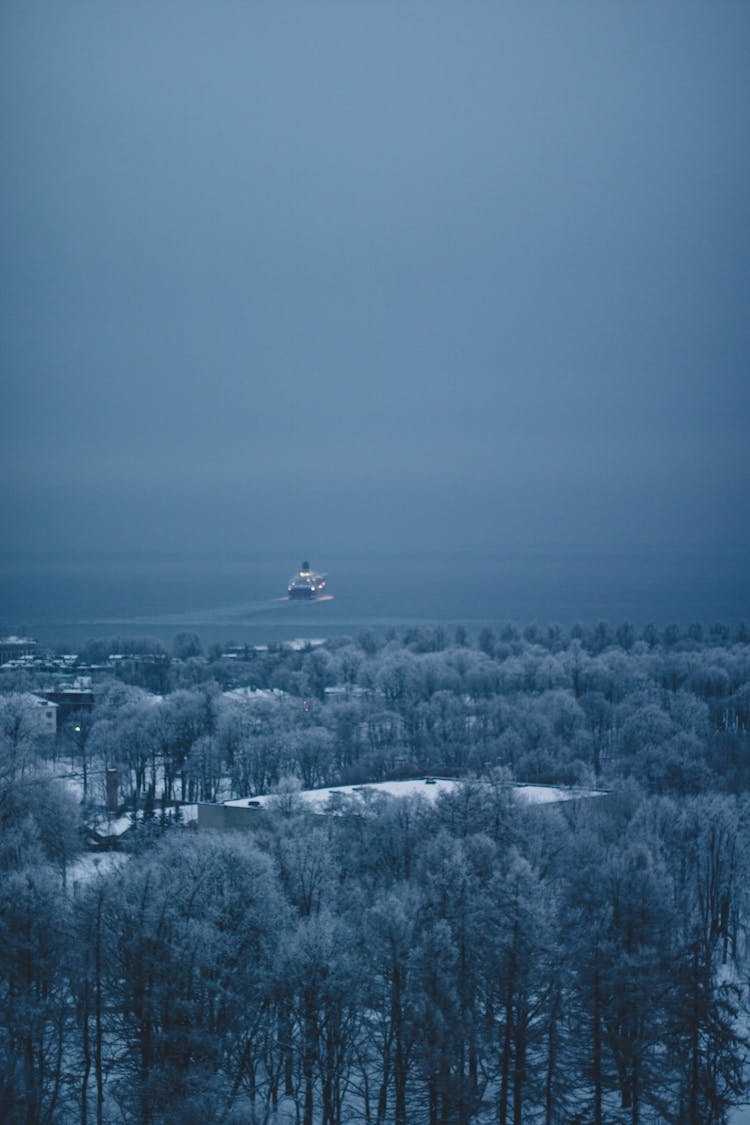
287, 560, 327, 599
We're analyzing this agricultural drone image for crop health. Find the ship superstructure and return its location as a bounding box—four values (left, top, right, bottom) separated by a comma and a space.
287, 561, 327, 599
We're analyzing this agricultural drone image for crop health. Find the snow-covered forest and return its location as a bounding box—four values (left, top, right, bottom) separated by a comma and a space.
2, 621, 750, 1123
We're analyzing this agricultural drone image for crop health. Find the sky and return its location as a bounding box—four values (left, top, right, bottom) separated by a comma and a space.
2, 1, 749, 558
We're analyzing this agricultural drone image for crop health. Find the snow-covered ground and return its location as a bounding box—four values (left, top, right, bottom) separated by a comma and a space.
66, 851, 126, 888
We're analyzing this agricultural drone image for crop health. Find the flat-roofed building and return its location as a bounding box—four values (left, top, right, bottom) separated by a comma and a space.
0, 636, 38, 665
198, 777, 608, 831
43, 678, 94, 724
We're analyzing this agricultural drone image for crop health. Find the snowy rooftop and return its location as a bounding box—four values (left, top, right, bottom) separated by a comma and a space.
225, 777, 457, 812
93, 815, 134, 838
223, 687, 288, 703
91, 803, 199, 837
224, 778, 607, 815
514, 783, 604, 805
284, 637, 326, 651
29, 694, 58, 708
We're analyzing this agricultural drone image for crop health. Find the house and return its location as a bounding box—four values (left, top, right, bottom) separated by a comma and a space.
43, 678, 94, 724
84, 814, 136, 851
0, 635, 38, 665
29, 695, 59, 735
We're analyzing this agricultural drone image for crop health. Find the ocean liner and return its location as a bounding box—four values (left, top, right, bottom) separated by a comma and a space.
287, 561, 327, 599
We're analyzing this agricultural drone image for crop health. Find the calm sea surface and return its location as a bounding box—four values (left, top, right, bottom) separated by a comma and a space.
1, 549, 748, 648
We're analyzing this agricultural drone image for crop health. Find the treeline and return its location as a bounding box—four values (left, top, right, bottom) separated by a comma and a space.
2, 625, 750, 1121
7, 623, 746, 808
1, 773, 748, 1122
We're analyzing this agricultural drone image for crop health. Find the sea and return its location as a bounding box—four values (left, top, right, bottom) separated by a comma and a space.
4, 543, 748, 1125
1, 547, 748, 649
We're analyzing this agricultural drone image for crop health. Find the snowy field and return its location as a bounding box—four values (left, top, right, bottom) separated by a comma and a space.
66, 851, 126, 887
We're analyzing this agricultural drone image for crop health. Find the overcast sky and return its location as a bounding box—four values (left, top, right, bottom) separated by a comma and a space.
2, 1, 748, 557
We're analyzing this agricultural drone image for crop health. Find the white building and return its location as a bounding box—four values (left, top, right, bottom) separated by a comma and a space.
26, 694, 59, 735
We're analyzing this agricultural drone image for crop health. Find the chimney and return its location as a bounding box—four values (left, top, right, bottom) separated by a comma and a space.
106, 768, 118, 814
